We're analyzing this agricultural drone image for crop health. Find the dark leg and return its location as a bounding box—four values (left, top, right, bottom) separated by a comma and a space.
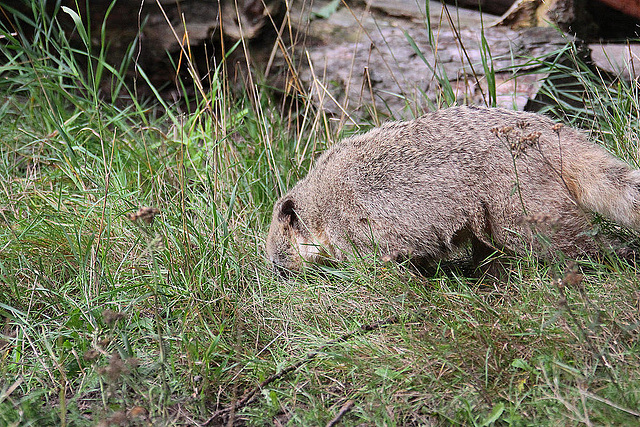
471, 236, 508, 280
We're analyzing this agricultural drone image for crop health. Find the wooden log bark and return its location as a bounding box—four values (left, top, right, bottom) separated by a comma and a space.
0, 0, 283, 87
283, 1, 582, 118
443, 0, 517, 15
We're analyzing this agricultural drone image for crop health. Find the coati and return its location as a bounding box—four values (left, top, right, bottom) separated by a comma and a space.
266, 106, 640, 273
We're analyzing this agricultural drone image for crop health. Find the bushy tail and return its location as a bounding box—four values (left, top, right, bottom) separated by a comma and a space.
566, 149, 640, 230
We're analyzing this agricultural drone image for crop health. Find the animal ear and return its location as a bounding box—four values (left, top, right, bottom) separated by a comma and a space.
278, 198, 298, 226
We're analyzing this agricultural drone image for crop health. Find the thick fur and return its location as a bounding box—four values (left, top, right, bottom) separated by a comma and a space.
266, 106, 640, 272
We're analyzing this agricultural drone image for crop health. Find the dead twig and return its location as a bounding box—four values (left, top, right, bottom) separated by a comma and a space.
326, 399, 355, 427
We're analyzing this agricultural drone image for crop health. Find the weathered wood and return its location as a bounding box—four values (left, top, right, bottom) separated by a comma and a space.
590, 43, 640, 80
90, 0, 283, 84
2, 0, 634, 115
0, 0, 283, 91
282, 1, 574, 118
443, 0, 517, 15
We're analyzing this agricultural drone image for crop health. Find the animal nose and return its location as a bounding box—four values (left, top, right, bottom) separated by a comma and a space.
272, 262, 291, 278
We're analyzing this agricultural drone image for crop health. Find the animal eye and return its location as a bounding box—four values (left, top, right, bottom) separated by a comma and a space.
279, 199, 298, 226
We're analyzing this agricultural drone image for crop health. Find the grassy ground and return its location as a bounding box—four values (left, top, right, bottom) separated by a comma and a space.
1, 3, 640, 426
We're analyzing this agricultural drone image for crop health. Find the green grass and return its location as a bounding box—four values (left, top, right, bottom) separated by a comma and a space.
1, 2, 640, 426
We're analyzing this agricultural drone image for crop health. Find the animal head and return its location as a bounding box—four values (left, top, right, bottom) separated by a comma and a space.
265, 196, 332, 273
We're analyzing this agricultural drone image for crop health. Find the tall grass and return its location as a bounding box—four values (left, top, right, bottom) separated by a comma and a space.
1, 1, 639, 425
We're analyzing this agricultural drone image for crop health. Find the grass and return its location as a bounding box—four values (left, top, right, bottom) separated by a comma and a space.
1, 2, 640, 426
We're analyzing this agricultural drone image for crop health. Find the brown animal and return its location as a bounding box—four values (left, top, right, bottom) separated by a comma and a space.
266, 106, 640, 273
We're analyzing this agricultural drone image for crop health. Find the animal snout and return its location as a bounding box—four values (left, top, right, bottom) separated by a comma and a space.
272, 261, 292, 278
